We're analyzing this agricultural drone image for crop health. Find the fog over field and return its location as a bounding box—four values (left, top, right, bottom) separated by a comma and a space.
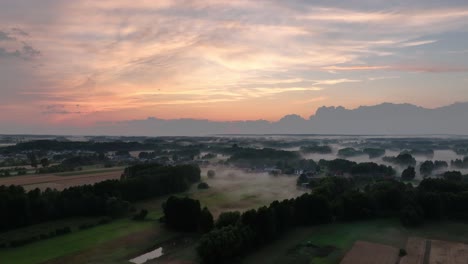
196, 166, 305, 217
3, 0, 468, 263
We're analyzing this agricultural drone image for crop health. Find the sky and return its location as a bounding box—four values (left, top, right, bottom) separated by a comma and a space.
1, 0, 468, 133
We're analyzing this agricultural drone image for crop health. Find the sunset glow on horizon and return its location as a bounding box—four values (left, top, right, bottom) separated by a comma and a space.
1, 0, 468, 133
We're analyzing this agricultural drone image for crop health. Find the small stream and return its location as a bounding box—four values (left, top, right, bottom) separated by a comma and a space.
129, 247, 164, 264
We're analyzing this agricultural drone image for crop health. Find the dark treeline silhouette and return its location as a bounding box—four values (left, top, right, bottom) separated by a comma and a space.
227, 147, 300, 168
2, 139, 204, 160
451, 156, 468, 169
420, 160, 448, 176
318, 159, 395, 176
2, 140, 154, 153
401, 166, 416, 180
382, 153, 417, 167
161, 196, 213, 233
363, 148, 386, 159
0, 164, 200, 232
37, 154, 108, 174
298, 159, 395, 187
196, 177, 468, 263
337, 147, 364, 158
300, 145, 332, 154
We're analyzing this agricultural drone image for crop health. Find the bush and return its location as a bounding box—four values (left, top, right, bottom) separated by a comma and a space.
400, 204, 424, 227
216, 211, 241, 228
163, 196, 203, 232
401, 166, 416, 181
39, 234, 50, 240
133, 209, 149, 221
98, 217, 112, 225
198, 207, 214, 233
106, 197, 131, 218
55, 226, 71, 236
207, 170, 216, 179
78, 223, 95, 230
198, 182, 210, 189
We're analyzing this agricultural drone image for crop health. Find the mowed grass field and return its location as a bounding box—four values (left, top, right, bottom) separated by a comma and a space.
242, 219, 468, 264
0, 211, 163, 264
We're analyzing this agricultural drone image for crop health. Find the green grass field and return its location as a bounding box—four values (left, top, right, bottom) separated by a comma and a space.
0, 211, 162, 264
0, 217, 105, 246
242, 219, 468, 264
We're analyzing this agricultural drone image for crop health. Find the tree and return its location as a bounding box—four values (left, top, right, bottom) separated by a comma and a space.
383, 153, 416, 167
337, 191, 373, 221
28, 153, 38, 168
400, 204, 424, 227
300, 145, 332, 154
198, 182, 210, 189
419, 160, 434, 176
198, 207, 214, 233
216, 211, 241, 228
133, 209, 148, 221
401, 166, 416, 181
443, 171, 463, 182
40, 158, 50, 168
106, 197, 131, 218
162, 196, 202, 232
434, 160, 448, 170
197, 225, 254, 264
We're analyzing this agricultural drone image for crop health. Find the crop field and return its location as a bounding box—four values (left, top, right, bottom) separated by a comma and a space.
242, 220, 468, 264
0, 167, 124, 191
339, 241, 399, 264
402, 237, 468, 264
429, 239, 468, 264
400, 237, 426, 264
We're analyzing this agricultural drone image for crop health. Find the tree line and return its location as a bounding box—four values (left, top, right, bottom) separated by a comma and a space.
194, 176, 468, 263
0, 164, 200, 232
2, 140, 156, 153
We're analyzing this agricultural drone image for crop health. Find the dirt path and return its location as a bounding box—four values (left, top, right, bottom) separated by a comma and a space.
423, 240, 431, 264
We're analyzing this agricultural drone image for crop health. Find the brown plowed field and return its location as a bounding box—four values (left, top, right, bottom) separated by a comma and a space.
429, 239, 468, 264
401, 237, 426, 264
339, 240, 399, 264
0, 170, 123, 190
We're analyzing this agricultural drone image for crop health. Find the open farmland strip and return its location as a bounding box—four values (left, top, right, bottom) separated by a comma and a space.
401, 237, 426, 264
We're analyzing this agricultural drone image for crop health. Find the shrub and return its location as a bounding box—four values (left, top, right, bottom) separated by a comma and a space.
207, 170, 216, 179
133, 209, 149, 221
198, 182, 210, 189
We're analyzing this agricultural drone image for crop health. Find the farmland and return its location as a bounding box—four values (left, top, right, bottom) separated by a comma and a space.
339, 241, 399, 264
0, 168, 303, 264
2, 135, 468, 263
0, 212, 161, 264
0, 167, 124, 191
242, 220, 468, 264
